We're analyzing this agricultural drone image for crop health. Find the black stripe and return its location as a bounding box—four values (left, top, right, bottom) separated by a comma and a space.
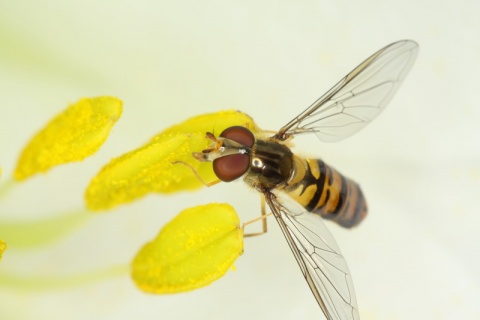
296, 161, 315, 197
306, 160, 326, 211
332, 174, 348, 215
352, 186, 365, 225
255, 149, 282, 166
324, 189, 331, 207
326, 165, 333, 186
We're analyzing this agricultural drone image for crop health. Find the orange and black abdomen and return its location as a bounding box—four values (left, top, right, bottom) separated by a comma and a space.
286, 158, 367, 228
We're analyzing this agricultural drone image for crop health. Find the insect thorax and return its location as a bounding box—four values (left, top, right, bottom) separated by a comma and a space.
243, 138, 295, 190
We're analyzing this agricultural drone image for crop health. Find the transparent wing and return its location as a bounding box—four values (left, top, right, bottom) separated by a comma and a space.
275, 40, 419, 142
266, 190, 359, 320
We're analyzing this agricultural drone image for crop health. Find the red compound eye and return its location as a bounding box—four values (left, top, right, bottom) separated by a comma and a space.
213, 153, 250, 182
213, 126, 254, 182
219, 126, 254, 147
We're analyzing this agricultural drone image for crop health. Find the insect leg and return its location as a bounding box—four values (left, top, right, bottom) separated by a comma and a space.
242, 194, 271, 237
171, 160, 220, 187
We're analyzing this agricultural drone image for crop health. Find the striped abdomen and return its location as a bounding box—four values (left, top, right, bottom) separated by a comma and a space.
284, 157, 367, 228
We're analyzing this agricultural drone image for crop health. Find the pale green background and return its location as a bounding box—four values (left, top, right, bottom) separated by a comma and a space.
1, 1, 479, 319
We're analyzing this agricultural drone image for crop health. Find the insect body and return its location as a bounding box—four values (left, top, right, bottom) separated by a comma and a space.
194, 40, 418, 320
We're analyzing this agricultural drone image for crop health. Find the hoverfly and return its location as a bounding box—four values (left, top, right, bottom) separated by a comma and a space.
193, 40, 418, 320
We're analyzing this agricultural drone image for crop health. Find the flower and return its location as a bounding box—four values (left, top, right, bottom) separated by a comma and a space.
132, 203, 243, 294
1, 101, 253, 296
85, 110, 259, 210
1, 97, 122, 250
14, 97, 123, 181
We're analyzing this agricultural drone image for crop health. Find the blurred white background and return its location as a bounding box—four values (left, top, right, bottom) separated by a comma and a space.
1, 1, 479, 319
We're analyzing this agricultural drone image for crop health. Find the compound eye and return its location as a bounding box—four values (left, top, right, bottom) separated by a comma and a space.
220, 126, 255, 147
213, 154, 250, 182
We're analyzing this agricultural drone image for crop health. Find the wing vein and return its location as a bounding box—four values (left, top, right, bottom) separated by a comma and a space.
275, 40, 419, 142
